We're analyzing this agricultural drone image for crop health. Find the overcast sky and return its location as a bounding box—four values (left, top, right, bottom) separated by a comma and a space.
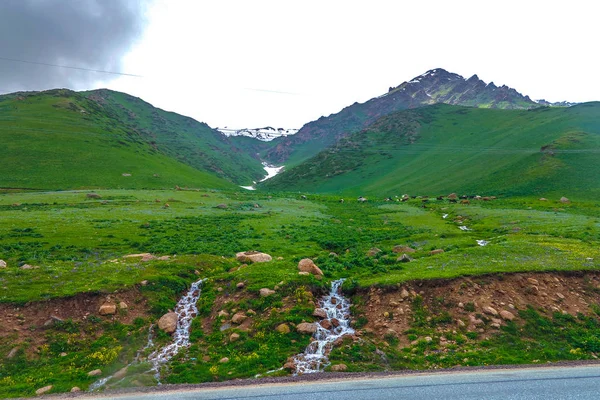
1, 0, 598, 128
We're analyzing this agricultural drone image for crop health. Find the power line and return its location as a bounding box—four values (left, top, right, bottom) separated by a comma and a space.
0, 56, 143, 78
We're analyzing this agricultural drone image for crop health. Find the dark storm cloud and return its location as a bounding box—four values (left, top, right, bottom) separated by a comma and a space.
0, 0, 149, 92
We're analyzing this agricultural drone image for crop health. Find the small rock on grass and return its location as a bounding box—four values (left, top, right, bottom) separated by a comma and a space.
35, 386, 53, 396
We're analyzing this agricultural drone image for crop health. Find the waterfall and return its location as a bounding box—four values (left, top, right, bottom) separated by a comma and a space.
293, 279, 354, 374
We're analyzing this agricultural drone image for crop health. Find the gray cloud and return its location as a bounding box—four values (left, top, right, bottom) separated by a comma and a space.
0, 0, 150, 93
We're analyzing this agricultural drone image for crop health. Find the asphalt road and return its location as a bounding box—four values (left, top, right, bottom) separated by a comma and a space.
75, 365, 600, 400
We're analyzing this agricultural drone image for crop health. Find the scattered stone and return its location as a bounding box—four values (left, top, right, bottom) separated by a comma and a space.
527, 278, 539, 285
235, 251, 272, 263
397, 254, 412, 263
70, 387, 81, 393
297, 258, 324, 276
236, 282, 245, 289
87, 369, 102, 377
157, 255, 171, 261
20, 264, 39, 270
320, 319, 332, 330
296, 322, 317, 334
60, 352, 67, 357
425, 336, 433, 342
429, 249, 444, 255
393, 245, 416, 254
158, 312, 178, 334
0, 260, 6, 268
86, 193, 101, 199
140, 280, 148, 286
539, 198, 547, 201
276, 324, 291, 334
457, 319, 466, 327
259, 288, 276, 297
219, 357, 229, 363
216, 203, 228, 209
400, 288, 410, 299
230, 333, 240, 342
483, 306, 498, 316
7, 347, 19, 359
298, 271, 310, 276
313, 308, 327, 319
98, 303, 117, 315
35, 385, 53, 396
331, 364, 348, 372
500, 310, 515, 321
123, 253, 156, 262
556, 293, 565, 299
367, 247, 381, 257
118, 301, 128, 309
218, 310, 229, 318
231, 312, 247, 324
560, 197, 570, 204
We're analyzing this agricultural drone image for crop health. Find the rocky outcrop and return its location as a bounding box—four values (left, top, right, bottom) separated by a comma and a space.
158, 312, 178, 333
236, 251, 272, 263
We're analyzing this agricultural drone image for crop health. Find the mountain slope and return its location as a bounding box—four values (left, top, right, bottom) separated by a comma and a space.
261, 102, 600, 198
265, 68, 540, 167
0, 89, 263, 190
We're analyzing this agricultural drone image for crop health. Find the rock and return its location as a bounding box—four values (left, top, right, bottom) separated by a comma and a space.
236, 282, 245, 289
218, 310, 229, 318
118, 301, 128, 309
400, 288, 410, 299
236, 251, 272, 263
539, 198, 547, 201
230, 333, 240, 342
320, 319, 332, 330
296, 322, 317, 334
112, 366, 129, 380
313, 308, 327, 319
99, 303, 117, 315
429, 249, 444, 255
331, 318, 340, 327
157, 255, 171, 261
216, 203, 228, 209
283, 360, 296, 371
140, 280, 148, 286
331, 364, 348, 372
298, 271, 310, 276
367, 247, 381, 257
483, 306, 498, 316
457, 319, 466, 327
123, 253, 156, 262
35, 385, 53, 396
70, 387, 81, 392
60, 352, 67, 357
397, 254, 412, 263
447, 193, 458, 200
276, 323, 291, 334
0, 260, 6, 268
499, 310, 515, 321
297, 258, 323, 276
393, 245, 416, 254
259, 288, 276, 297
158, 312, 178, 333
87, 369, 102, 377
20, 264, 39, 270
560, 197, 570, 204
425, 336, 433, 342
527, 278, 539, 285
86, 193, 101, 199
219, 357, 229, 363
7, 347, 19, 359
231, 312, 247, 324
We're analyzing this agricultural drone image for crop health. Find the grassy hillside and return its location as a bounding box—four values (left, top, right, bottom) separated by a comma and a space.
0, 89, 263, 190
264, 68, 539, 167
262, 103, 600, 198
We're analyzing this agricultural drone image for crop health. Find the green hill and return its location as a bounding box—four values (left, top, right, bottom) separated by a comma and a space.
264, 68, 539, 167
0, 89, 265, 190
261, 102, 600, 198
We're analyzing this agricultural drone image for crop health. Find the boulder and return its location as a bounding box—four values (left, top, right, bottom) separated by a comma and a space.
320, 319, 332, 330
560, 197, 570, 204
87, 369, 102, 377
393, 245, 416, 254
236, 282, 245, 289
397, 254, 412, 263
500, 310, 515, 321
483, 306, 498, 316
313, 308, 327, 319
367, 247, 381, 257
231, 312, 247, 324
400, 288, 410, 299
216, 203, 228, 209
35, 385, 53, 396
297, 258, 323, 276
429, 249, 444, 255
70, 387, 81, 393
98, 303, 117, 315
158, 312, 178, 333
230, 333, 240, 342
118, 301, 128, 309
0, 260, 6, 268
219, 357, 229, 363
259, 288, 276, 297
331, 364, 348, 372
276, 324, 291, 334
236, 251, 272, 263
296, 322, 317, 334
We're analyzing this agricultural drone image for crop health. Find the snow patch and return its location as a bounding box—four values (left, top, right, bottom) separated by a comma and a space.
219, 127, 298, 141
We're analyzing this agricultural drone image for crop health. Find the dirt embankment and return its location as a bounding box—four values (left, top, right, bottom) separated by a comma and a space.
360, 271, 600, 346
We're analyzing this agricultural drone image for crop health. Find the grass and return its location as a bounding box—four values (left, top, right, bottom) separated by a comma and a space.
0, 189, 599, 397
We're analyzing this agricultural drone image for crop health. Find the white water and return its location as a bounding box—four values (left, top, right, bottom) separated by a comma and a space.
148, 278, 205, 381
240, 161, 284, 190
89, 279, 205, 391
293, 279, 354, 374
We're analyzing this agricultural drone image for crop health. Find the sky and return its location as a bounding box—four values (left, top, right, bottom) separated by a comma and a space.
0, 0, 598, 129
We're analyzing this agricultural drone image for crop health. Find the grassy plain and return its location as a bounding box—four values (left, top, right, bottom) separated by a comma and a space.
0, 188, 599, 397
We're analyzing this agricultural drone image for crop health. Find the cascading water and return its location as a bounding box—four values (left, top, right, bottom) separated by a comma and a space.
147, 278, 205, 381
89, 278, 205, 390
293, 279, 354, 374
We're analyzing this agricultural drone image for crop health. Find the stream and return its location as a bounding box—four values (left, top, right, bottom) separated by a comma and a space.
293, 279, 355, 374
